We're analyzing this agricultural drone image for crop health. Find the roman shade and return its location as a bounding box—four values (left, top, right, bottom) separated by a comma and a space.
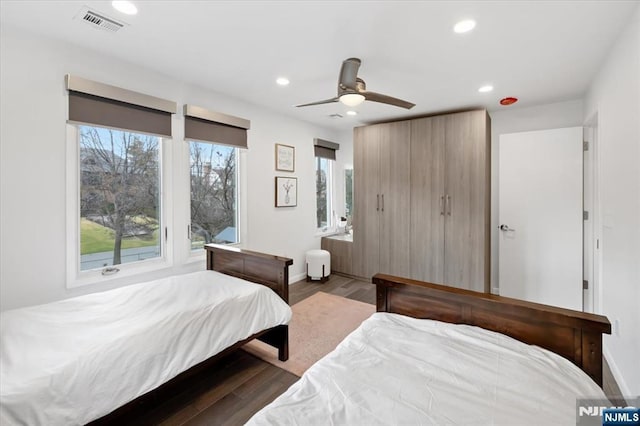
314, 138, 340, 160
66, 74, 177, 138
184, 104, 250, 148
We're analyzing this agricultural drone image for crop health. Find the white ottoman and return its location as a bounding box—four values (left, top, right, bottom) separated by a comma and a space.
306, 249, 331, 283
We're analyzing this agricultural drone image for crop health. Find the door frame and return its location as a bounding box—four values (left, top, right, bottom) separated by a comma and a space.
498, 127, 584, 310
584, 113, 602, 314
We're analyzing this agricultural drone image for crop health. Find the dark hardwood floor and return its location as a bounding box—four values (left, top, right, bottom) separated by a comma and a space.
289, 273, 376, 305
115, 274, 623, 425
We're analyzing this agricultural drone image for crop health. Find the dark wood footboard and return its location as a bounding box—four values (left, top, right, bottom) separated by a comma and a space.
205, 244, 292, 361
89, 246, 293, 424
373, 273, 611, 387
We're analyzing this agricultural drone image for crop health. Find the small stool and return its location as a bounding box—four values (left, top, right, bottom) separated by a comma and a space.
306, 249, 331, 283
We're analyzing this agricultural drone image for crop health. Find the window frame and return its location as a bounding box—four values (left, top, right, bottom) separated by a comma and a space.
315, 156, 334, 233
65, 124, 173, 288
186, 140, 241, 254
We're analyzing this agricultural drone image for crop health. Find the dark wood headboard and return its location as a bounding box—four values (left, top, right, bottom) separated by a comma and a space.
205, 244, 293, 304
373, 273, 611, 387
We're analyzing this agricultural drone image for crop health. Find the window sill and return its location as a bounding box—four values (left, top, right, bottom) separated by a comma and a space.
187, 242, 243, 262
315, 228, 337, 238
67, 257, 172, 289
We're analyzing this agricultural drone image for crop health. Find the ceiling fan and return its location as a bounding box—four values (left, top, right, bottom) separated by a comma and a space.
296, 57, 415, 110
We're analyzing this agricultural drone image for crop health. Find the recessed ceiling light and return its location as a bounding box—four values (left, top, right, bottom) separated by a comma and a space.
112, 1, 137, 15
478, 85, 493, 93
346, 110, 358, 116
454, 19, 476, 34
276, 77, 290, 86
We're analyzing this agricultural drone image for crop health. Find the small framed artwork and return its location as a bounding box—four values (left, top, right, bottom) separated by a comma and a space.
275, 177, 297, 207
275, 143, 295, 172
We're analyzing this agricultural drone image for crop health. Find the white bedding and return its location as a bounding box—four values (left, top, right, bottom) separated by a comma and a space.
0, 270, 291, 426
248, 312, 605, 426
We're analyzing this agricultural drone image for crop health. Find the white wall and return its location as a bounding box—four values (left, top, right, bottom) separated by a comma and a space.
0, 26, 347, 311
584, 6, 639, 396
488, 99, 585, 292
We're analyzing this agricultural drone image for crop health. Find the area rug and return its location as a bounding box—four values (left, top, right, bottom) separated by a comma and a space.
242, 292, 376, 377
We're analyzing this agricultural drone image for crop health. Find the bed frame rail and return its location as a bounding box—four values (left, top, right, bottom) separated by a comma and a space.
373, 273, 611, 387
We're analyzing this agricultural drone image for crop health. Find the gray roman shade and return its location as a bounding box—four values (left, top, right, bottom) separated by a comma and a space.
184, 104, 250, 148
314, 138, 340, 160
66, 74, 177, 137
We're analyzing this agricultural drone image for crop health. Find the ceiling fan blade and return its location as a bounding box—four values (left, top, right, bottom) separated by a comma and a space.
363, 91, 415, 109
296, 97, 339, 107
338, 58, 361, 90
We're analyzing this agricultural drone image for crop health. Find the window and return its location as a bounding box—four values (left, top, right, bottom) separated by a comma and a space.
183, 104, 249, 251
78, 125, 162, 271
345, 168, 353, 218
66, 75, 176, 283
189, 142, 239, 249
313, 138, 340, 232
316, 156, 333, 230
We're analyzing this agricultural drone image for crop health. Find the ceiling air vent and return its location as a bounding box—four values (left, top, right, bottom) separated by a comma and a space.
328, 113, 343, 119
75, 7, 125, 32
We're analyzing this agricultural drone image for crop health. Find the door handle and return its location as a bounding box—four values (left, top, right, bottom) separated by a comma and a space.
376, 194, 380, 211
440, 195, 444, 215
499, 224, 515, 232
381, 194, 384, 212
446, 195, 451, 216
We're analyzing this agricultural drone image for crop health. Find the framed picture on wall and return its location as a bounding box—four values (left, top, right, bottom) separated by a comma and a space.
275, 177, 297, 207
275, 143, 295, 172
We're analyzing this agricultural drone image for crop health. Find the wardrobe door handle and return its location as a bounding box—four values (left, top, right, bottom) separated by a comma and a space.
376, 194, 380, 211
446, 195, 451, 216
440, 195, 444, 215
381, 194, 384, 212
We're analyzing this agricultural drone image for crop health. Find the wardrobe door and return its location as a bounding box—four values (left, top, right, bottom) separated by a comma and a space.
444, 111, 490, 292
378, 121, 411, 277
410, 116, 446, 283
352, 125, 381, 278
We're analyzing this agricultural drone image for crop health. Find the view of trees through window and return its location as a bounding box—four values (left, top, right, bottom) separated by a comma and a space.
190, 142, 238, 250
345, 168, 353, 218
79, 125, 161, 271
316, 156, 331, 229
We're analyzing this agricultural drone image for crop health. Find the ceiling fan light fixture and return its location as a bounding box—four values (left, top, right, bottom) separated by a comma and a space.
339, 93, 365, 107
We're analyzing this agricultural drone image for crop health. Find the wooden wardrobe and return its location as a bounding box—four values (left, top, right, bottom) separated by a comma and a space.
352, 110, 491, 292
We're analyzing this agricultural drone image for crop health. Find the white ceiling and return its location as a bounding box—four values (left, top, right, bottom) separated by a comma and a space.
1, 0, 638, 130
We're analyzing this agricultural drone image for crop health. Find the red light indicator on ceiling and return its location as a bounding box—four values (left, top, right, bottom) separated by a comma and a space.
500, 97, 518, 106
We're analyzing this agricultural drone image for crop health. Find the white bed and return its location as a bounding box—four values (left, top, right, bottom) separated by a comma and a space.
248, 312, 607, 425
0, 270, 291, 426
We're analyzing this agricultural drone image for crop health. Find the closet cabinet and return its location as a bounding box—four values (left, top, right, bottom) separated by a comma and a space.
410, 111, 490, 292
352, 120, 410, 279
353, 110, 490, 293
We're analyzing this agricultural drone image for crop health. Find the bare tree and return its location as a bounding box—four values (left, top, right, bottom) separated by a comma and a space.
316, 157, 328, 227
190, 143, 236, 244
80, 127, 159, 265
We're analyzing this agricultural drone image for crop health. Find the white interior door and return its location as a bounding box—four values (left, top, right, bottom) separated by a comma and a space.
499, 127, 583, 311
